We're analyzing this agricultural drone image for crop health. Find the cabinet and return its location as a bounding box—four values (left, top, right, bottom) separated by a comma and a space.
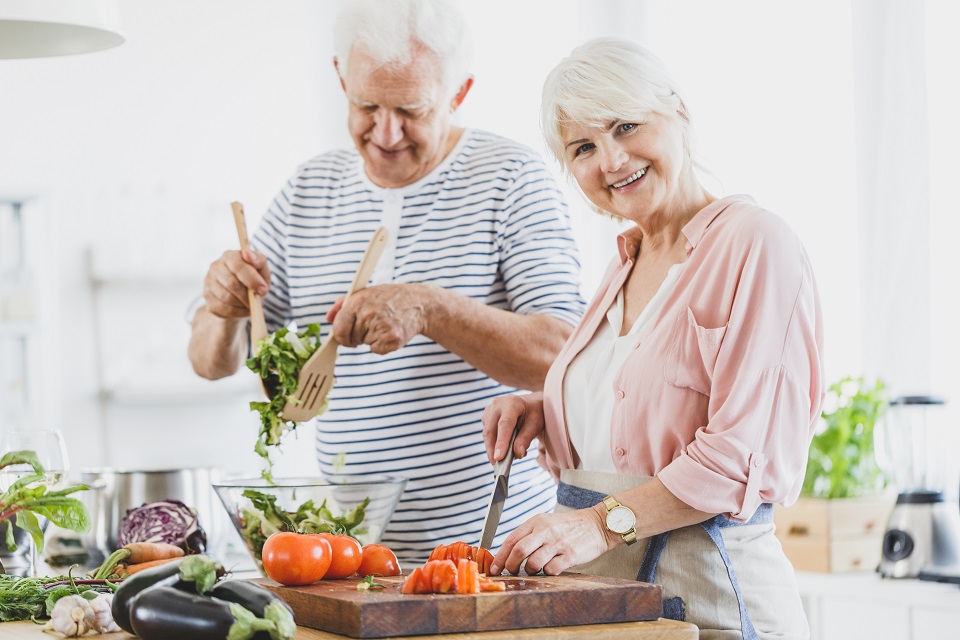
796, 571, 960, 640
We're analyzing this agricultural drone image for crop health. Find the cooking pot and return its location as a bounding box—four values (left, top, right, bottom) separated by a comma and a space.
79, 467, 227, 558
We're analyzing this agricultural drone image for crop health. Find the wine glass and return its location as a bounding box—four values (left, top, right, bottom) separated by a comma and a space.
0, 429, 70, 576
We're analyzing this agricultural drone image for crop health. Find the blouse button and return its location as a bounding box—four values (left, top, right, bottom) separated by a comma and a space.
753, 457, 763, 468
616, 389, 625, 399
616, 447, 626, 456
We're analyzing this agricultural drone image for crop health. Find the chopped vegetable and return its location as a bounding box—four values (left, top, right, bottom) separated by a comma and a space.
356, 574, 386, 591
400, 558, 504, 595
116, 499, 207, 554
245, 323, 328, 483
428, 541, 495, 575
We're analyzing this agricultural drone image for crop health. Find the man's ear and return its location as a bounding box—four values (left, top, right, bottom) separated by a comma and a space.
334, 56, 346, 92
450, 76, 474, 112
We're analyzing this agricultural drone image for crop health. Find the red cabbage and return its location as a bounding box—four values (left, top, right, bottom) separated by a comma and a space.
116, 499, 207, 554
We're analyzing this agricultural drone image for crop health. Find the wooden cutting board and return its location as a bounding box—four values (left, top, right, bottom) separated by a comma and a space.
251, 573, 662, 639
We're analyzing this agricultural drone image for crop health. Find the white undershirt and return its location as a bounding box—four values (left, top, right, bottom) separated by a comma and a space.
563, 263, 683, 471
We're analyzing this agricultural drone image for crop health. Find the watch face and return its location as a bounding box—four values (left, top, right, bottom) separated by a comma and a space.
606, 505, 636, 534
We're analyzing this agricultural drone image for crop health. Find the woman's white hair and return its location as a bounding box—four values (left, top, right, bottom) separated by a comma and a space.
541, 37, 694, 171
334, 0, 473, 99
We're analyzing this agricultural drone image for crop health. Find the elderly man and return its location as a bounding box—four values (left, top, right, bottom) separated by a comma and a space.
188, 0, 584, 562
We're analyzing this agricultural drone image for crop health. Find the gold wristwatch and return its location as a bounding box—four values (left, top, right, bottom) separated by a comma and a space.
602, 496, 638, 545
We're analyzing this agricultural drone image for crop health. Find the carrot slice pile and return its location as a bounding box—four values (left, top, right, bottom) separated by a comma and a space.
427, 541, 495, 575
401, 546, 505, 595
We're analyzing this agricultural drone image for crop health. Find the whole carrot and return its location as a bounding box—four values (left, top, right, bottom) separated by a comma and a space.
123, 542, 185, 564
124, 557, 182, 576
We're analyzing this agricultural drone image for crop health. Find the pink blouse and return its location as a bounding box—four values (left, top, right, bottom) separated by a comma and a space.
539, 195, 824, 522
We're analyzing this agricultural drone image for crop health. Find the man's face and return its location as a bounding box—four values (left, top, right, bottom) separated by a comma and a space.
340, 46, 457, 188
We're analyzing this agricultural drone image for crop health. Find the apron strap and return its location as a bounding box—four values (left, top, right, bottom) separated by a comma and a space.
556, 480, 772, 640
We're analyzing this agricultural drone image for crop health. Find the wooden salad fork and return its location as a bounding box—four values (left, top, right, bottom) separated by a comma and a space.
281, 226, 390, 422
231, 201, 270, 398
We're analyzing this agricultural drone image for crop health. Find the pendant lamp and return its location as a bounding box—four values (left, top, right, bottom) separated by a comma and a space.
0, 0, 124, 59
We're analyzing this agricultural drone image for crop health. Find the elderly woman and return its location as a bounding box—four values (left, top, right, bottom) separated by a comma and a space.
482, 37, 823, 640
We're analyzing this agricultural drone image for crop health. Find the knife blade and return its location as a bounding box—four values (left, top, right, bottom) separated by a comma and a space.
479, 426, 519, 550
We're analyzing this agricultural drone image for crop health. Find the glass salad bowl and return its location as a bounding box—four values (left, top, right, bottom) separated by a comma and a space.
212, 474, 406, 575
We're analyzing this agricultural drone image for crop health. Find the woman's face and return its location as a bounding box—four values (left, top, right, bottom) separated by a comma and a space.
561, 111, 688, 227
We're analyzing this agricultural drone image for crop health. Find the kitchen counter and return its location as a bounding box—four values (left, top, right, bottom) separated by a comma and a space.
2, 618, 697, 639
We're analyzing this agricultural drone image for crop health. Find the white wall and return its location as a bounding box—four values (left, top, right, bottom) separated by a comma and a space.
0, 1, 955, 481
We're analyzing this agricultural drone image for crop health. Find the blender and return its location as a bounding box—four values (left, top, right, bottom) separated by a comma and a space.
878, 395, 960, 581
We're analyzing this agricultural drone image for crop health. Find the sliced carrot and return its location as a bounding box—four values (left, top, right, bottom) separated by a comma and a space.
402, 568, 423, 594
123, 556, 181, 575
478, 548, 494, 575
456, 558, 468, 594
479, 577, 505, 592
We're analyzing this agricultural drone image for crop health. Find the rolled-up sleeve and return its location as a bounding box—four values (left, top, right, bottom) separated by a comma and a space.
656, 214, 824, 522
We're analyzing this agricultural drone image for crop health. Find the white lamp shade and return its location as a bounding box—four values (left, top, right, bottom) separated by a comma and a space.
0, 0, 125, 59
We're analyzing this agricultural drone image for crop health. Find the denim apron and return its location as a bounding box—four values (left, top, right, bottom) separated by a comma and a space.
554, 470, 809, 640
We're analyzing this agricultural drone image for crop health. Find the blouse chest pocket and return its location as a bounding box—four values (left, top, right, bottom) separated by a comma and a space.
663, 306, 728, 397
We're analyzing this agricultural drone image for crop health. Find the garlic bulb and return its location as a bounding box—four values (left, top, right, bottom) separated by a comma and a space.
47, 594, 96, 637
87, 592, 121, 633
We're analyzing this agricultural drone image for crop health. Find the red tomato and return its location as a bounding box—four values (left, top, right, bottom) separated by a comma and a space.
316, 533, 363, 579
261, 532, 332, 586
357, 543, 402, 577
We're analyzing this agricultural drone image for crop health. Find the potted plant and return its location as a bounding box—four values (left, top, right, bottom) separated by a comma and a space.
775, 376, 895, 572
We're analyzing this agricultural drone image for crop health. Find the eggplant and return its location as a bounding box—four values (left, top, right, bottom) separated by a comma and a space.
111, 558, 185, 634
112, 554, 225, 634
130, 586, 294, 640
210, 579, 293, 618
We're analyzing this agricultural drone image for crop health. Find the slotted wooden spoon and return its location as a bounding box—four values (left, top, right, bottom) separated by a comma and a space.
281, 226, 389, 422
231, 201, 269, 397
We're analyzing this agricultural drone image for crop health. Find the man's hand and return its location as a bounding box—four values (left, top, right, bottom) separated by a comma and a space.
327, 283, 433, 354
203, 248, 271, 319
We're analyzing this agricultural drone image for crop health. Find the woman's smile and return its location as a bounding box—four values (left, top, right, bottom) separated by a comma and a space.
610, 167, 648, 190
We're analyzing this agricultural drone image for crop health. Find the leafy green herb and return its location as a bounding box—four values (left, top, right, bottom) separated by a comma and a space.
1, 450, 91, 554
0, 570, 117, 622
238, 489, 368, 565
802, 376, 888, 499
245, 323, 329, 482
356, 574, 386, 591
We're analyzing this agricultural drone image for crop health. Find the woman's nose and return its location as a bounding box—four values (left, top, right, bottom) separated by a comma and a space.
598, 141, 627, 174
372, 111, 403, 147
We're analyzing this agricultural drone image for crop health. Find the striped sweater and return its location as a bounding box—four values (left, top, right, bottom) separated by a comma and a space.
252, 128, 586, 562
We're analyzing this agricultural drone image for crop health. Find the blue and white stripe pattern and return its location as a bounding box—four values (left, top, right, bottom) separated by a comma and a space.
252, 129, 585, 562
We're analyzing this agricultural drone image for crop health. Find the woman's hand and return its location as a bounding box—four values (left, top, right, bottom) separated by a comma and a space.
482, 393, 546, 464
489, 505, 611, 576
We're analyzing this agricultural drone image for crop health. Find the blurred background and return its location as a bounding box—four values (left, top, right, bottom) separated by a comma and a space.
0, 0, 958, 480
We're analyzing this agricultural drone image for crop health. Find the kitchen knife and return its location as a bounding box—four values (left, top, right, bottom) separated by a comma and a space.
479, 426, 519, 550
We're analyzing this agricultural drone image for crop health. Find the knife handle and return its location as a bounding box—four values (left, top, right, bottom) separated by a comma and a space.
494, 426, 519, 480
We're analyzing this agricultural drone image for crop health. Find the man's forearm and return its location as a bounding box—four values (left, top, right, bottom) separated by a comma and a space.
421, 285, 573, 391
188, 307, 249, 380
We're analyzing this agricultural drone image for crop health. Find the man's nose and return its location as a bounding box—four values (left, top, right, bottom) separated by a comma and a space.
372, 110, 403, 147
598, 140, 627, 174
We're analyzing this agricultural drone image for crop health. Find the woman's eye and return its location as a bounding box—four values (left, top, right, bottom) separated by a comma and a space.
619, 122, 637, 133
574, 143, 594, 157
